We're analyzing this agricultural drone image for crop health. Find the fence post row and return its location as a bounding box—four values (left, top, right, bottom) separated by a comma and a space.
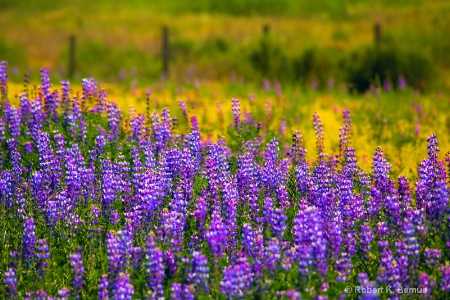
374, 23, 381, 48
66, 23, 383, 79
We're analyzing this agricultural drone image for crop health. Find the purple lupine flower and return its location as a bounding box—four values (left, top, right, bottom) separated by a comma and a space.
107, 231, 122, 280
3, 268, 18, 299
178, 99, 188, 120
270, 208, 287, 238
206, 211, 228, 259
130, 247, 142, 271
37, 239, 50, 279
221, 177, 239, 253
145, 233, 165, 299
313, 113, 324, 157
376, 222, 390, 240
0, 119, 6, 145
372, 147, 394, 199
107, 102, 122, 142
253, 230, 264, 279
416, 135, 448, 227
170, 283, 195, 300
439, 264, 450, 291
425, 248, 441, 266
56, 288, 70, 300
7, 107, 21, 138
90, 205, 100, 225
31, 98, 43, 138
336, 231, 355, 282
81, 77, 97, 101
9, 252, 19, 270
164, 250, 177, 277
40, 68, 51, 99
338, 174, 364, 230
339, 110, 352, 158
189, 251, 210, 292
101, 159, 116, 214
69, 249, 85, 298
376, 241, 398, 289
23, 141, 33, 155
397, 176, 412, 215
220, 255, 254, 298
418, 273, 435, 299
0, 61, 7, 98
383, 79, 391, 91
264, 238, 281, 274
95, 134, 106, 156
403, 220, 419, 285
190, 115, 199, 131
117, 228, 133, 269
394, 240, 408, 288
23, 217, 36, 266
129, 111, 146, 142
358, 223, 373, 257
160, 209, 185, 254
231, 98, 240, 130
60, 80, 71, 113
285, 290, 302, 300
98, 274, 109, 300
113, 272, 134, 300
293, 206, 327, 277
398, 76, 407, 89
242, 223, 256, 257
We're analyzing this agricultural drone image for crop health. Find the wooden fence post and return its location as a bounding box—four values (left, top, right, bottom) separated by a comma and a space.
263, 24, 270, 35
374, 23, 381, 48
69, 34, 76, 78
162, 26, 169, 78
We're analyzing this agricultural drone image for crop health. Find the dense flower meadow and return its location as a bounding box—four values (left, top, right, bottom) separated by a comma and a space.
0, 60, 449, 299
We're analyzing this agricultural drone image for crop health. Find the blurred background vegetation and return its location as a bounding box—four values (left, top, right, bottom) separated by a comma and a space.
1, 0, 450, 92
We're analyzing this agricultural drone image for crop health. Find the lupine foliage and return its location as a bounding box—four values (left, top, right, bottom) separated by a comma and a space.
0, 62, 449, 299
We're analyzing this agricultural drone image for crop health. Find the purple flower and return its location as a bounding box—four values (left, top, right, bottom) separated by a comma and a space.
98, 275, 109, 300
398, 76, 407, 89
113, 272, 134, 300
107, 102, 122, 142
358, 223, 373, 257
220, 255, 253, 298
37, 238, 50, 279
69, 249, 85, 298
170, 283, 195, 300
264, 238, 281, 274
424, 248, 441, 266
439, 264, 450, 291
376, 241, 398, 290
418, 273, 435, 299
107, 231, 122, 280
293, 206, 327, 277
313, 113, 324, 157
0, 61, 8, 97
130, 246, 142, 271
189, 251, 210, 292
56, 288, 70, 300
23, 217, 36, 266
206, 211, 228, 259
3, 268, 18, 299
145, 234, 165, 298
231, 98, 241, 130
